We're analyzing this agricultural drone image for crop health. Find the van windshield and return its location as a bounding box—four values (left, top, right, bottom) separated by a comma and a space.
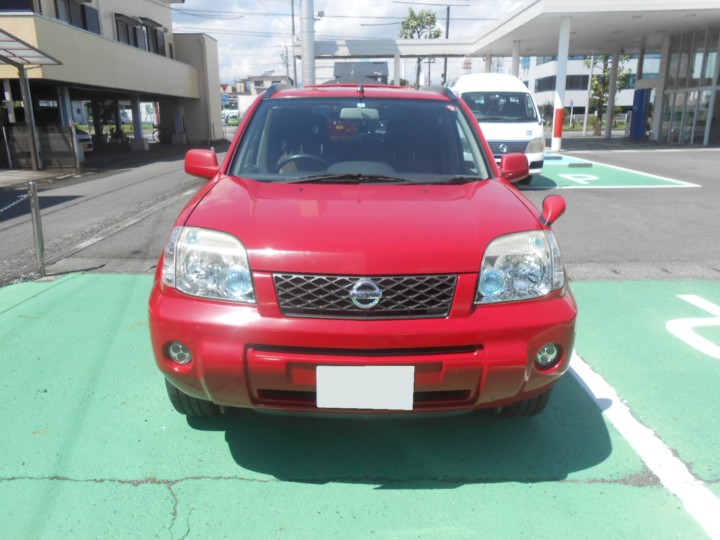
461, 92, 539, 123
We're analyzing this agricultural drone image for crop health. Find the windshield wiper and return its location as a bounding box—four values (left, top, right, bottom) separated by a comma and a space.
290, 173, 414, 184
428, 176, 487, 185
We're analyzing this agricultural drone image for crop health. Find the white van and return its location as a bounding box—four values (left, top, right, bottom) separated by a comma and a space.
447, 73, 545, 184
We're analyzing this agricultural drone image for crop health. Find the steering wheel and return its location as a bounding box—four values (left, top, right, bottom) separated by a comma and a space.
276, 154, 328, 172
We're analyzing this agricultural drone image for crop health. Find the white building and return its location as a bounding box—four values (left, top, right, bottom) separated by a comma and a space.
312, 0, 720, 147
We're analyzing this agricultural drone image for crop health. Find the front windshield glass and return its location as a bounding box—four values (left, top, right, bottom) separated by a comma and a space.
229, 97, 492, 183
461, 91, 539, 123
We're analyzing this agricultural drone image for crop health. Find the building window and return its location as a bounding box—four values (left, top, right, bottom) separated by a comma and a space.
134, 26, 147, 50
68, 0, 83, 28
566, 75, 589, 90
155, 30, 166, 56
535, 76, 556, 93
83, 5, 100, 35
55, 0, 70, 23
113, 14, 168, 56
116, 20, 130, 45
0, 0, 35, 11
51, 0, 101, 34
140, 18, 166, 56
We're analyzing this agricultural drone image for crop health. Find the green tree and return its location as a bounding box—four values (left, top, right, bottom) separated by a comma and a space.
584, 55, 632, 135
398, 8, 442, 88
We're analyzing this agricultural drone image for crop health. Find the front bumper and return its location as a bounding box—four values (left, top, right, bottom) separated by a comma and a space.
149, 272, 577, 414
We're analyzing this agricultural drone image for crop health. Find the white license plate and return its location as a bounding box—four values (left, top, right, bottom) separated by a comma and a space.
316, 365, 415, 410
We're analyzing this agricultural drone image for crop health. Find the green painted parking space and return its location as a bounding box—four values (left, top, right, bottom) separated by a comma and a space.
526, 155, 700, 189
0, 274, 712, 538
572, 280, 720, 501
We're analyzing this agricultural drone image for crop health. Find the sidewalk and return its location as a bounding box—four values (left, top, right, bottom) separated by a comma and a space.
0, 139, 231, 191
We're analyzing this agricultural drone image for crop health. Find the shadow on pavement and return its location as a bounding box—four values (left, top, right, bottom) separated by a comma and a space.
0, 194, 81, 222
83, 139, 231, 174
552, 135, 716, 152
187, 374, 612, 487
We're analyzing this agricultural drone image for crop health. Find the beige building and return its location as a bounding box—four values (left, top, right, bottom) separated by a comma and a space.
0, 0, 222, 169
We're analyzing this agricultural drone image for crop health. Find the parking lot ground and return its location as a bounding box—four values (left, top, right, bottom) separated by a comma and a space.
571, 281, 720, 498
1, 273, 716, 538
526, 154, 701, 189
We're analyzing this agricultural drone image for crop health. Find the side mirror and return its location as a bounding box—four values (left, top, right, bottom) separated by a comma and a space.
540, 195, 566, 226
499, 153, 530, 183
185, 149, 219, 180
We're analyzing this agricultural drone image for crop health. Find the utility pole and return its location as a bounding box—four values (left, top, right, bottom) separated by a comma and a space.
300, 0, 315, 86
291, 0, 298, 86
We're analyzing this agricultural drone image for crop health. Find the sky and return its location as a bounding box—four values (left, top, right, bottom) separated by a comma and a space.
170, 0, 523, 85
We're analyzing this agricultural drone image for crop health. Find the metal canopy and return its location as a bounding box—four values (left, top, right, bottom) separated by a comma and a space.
0, 28, 61, 68
314, 1, 720, 60
0, 29, 61, 171
467, 1, 720, 58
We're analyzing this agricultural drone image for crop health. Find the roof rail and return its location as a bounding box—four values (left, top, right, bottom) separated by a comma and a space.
420, 86, 458, 101
264, 83, 294, 99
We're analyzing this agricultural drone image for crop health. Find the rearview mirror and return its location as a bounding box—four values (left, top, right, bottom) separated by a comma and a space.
185, 149, 219, 180
340, 107, 379, 121
540, 195, 566, 226
498, 153, 529, 183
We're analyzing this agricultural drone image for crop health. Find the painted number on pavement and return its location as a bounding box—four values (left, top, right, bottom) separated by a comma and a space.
557, 173, 599, 185
666, 295, 720, 360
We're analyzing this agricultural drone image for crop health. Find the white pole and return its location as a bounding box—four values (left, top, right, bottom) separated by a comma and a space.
583, 56, 594, 136
300, 0, 315, 86
551, 16, 571, 152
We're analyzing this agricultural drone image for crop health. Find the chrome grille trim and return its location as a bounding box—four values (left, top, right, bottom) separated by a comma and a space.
488, 140, 528, 156
273, 273, 457, 319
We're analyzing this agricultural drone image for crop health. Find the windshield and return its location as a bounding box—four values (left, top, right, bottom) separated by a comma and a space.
461, 91, 539, 123
228, 97, 492, 183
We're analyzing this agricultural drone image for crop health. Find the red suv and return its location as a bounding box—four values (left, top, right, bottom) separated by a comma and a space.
149, 84, 576, 418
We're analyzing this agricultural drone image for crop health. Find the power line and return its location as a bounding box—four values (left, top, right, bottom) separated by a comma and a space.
172, 7, 494, 21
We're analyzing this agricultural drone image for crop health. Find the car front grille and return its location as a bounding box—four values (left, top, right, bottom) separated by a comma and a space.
273, 273, 457, 319
488, 140, 528, 157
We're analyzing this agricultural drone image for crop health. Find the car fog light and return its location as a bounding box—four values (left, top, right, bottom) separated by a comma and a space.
536, 343, 561, 369
167, 341, 192, 365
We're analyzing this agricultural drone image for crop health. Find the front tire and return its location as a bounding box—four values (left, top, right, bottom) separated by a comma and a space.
165, 380, 221, 416
495, 388, 552, 417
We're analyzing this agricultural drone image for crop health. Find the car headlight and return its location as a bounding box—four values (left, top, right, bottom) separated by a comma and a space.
475, 231, 564, 304
525, 137, 545, 154
162, 226, 256, 303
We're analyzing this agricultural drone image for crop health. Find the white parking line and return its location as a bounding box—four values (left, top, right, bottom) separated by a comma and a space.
570, 352, 720, 539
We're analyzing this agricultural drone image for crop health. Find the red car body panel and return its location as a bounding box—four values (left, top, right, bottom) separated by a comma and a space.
149, 84, 577, 415
182, 178, 539, 275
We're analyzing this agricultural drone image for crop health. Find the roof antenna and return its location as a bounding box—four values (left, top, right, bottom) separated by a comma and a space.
357, 84, 365, 97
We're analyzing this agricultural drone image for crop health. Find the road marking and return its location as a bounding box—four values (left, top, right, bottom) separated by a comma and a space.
571, 352, 720, 539
584, 160, 699, 187
529, 155, 701, 190
557, 173, 598, 185
666, 295, 720, 360
72, 189, 196, 252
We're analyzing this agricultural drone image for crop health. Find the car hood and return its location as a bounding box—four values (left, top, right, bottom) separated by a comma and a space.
184, 177, 541, 275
